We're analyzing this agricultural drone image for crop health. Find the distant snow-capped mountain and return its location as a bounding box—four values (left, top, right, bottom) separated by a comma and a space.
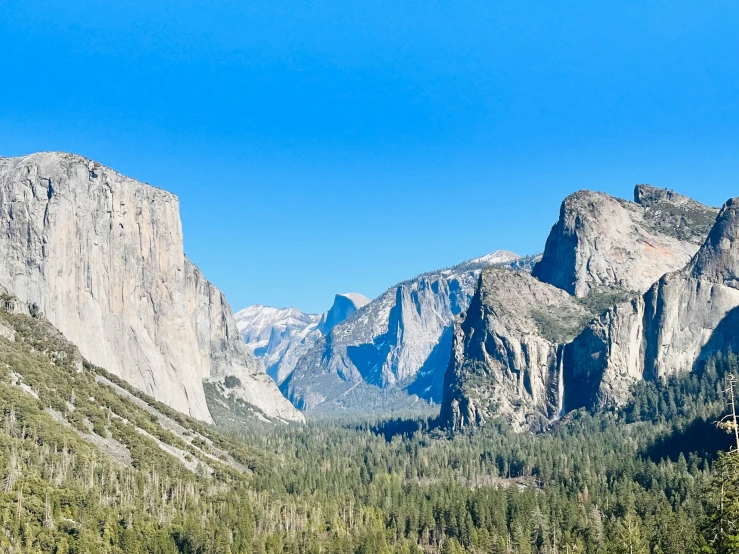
235, 293, 370, 384
280, 250, 532, 414
467, 250, 520, 266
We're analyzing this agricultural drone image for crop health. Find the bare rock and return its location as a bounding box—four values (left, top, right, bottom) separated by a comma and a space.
282, 252, 526, 413
0, 152, 303, 423
567, 197, 739, 409
439, 268, 590, 431
533, 186, 718, 297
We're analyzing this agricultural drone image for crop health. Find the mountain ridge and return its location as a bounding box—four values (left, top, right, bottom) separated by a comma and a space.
441, 184, 722, 430
281, 250, 528, 413
236, 292, 369, 384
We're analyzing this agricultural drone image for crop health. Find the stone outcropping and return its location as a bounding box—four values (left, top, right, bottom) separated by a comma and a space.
440, 268, 590, 431
235, 293, 369, 385
282, 252, 525, 413
0, 152, 303, 423
567, 197, 739, 410
532, 186, 718, 297
441, 186, 720, 431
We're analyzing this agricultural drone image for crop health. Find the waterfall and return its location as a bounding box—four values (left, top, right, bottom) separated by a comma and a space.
552, 345, 565, 421
557, 345, 565, 418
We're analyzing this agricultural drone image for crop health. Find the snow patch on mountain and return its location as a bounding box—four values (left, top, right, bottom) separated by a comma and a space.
236, 293, 369, 384
281, 250, 530, 414
468, 250, 521, 266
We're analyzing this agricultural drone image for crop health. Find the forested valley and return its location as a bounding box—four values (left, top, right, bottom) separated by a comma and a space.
1, 306, 739, 553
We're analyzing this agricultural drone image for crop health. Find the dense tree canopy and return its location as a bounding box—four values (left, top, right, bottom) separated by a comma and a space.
1, 308, 739, 553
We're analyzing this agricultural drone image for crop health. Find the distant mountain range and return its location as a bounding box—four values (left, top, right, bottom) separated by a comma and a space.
237, 250, 538, 415
235, 293, 370, 384
237, 183, 739, 435
3, 151, 737, 437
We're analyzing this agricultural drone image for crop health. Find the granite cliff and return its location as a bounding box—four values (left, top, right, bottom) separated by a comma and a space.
281, 251, 526, 413
441, 185, 720, 430
532, 185, 718, 297
567, 196, 739, 410
0, 152, 303, 423
440, 267, 590, 431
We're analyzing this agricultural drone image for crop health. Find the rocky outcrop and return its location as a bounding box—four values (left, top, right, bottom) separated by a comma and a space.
0, 152, 303, 423
440, 186, 721, 431
440, 268, 590, 431
235, 293, 369, 385
318, 293, 370, 335
532, 186, 718, 297
635, 184, 720, 243
567, 197, 739, 410
282, 252, 526, 413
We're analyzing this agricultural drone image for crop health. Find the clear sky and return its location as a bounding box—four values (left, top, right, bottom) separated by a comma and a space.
1, 1, 738, 313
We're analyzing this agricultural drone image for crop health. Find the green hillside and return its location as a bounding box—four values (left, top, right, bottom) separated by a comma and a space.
1, 305, 738, 553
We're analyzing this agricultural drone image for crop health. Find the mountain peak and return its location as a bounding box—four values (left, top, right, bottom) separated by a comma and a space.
468, 250, 520, 266
688, 197, 739, 286
336, 292, 371, 309
533, 187, 716, 296
236, 292, 370, 385
634, 183, 708, 209
319, 292, 370, 335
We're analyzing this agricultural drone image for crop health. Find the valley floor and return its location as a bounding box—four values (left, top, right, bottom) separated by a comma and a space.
1, 306, 738, 553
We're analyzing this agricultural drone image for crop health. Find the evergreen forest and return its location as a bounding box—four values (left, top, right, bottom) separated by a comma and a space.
2, 308, 739, 553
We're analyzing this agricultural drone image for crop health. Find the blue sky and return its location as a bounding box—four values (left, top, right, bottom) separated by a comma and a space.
1, 1, 738, 313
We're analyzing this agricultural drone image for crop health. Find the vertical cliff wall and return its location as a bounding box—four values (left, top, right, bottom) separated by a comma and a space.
440, 268, 590, 431
441, 186, 721, 431
532, 186, 718, 297
0, 152, 303, 423
567, 197, 739, 410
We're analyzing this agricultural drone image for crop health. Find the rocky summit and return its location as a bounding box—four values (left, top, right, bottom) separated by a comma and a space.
0, 152, 303, 423
532, 185, 718, 297
440, 185, 721, 431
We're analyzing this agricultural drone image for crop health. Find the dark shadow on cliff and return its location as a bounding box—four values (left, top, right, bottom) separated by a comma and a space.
346, 340, 391, 385
639, 305, 739, 462
696, 305, 739, 368
404, 325, 453, 402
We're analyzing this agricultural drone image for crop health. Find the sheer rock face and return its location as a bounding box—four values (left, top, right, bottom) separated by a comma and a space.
441, 187, 721, 431
532, 186, 718, 297
0, 152, 303, 423
440, 268, 590, 431
282, 252, 524, 412
567, 198, 739, 410
235, 293, 369, 385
